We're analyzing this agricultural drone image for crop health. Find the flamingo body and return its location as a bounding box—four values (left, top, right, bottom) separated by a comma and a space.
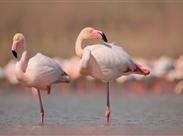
17, 52, 69, 90
11, 33, 70, 124
80, 43, 147, 81
76, 27, 150, 126
4, 59, 19, 85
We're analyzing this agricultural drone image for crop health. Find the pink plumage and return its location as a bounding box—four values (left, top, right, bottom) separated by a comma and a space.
75, 27, 150, 125
11, 33, 70, 124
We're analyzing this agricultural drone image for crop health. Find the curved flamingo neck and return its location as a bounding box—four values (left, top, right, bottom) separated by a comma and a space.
75, 35, 84, 58
20, 51, 28, 71
15, 40, 27, 60
17, 51, 28, 76
16, 44, 28, 81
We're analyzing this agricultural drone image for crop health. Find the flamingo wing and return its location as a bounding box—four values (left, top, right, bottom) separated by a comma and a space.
84, 43, 136, 81
25, 53, 67, 89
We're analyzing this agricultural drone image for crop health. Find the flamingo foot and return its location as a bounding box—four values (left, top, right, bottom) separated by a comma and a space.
40, 111, 44, 125
135, 64, 150, 76
105, 107, 110, 126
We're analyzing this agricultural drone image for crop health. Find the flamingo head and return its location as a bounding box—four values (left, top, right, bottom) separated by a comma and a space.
80, 27, 108, 42
11, 33, 25, 58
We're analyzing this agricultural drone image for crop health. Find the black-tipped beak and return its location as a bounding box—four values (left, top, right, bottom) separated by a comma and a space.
11, 50, 17, 58
101, 33, 108, 42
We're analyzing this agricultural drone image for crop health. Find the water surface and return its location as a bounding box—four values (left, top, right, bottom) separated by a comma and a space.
0, 88, 183, 135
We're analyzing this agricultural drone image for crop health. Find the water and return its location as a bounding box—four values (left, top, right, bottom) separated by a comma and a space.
0, 88, 183, 135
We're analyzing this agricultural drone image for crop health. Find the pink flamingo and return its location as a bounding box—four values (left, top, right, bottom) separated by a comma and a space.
168, 55, 183, 94
75, 27, 150, 125
3, 59, 19, 85
54, 56, 80, 80
173, 55, 183, 80
153, 56, 175, 79
11, 33, 70, 125
54, 56, 85, 95
0, 66, 4, 81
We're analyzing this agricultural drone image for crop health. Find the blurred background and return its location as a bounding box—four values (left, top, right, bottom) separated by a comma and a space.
0, 2, 182, 92
0, 2, 183, 65
0, 2, 183, 135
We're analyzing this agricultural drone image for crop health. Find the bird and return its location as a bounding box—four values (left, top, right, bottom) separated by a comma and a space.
54, 56, 84, 94
153, 56, 175, 79
3, 59, 19, 85
54, 56, 80, 80
62, 56, 81, 80
167, 55, 183, 94
11, 33, 70, 125
174, 80, 183, 95
0, 66, 4, 81
173, 55, 183, 80
75, 27, 150, 126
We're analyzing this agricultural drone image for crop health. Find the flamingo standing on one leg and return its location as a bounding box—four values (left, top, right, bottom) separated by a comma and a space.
75, 27, 150, 126
11, 33, 70, 125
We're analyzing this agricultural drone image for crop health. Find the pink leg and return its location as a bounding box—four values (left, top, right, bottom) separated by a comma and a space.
105, 82, 110, 126
37, 89, 44, 125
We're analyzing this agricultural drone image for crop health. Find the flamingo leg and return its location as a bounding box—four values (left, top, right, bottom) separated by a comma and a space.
37, 89, 44, 125
105, 82, 110, 126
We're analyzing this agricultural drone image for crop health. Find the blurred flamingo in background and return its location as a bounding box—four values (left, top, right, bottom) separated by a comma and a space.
75, 27, 150, 125
53, 57, 65, 69
153, 56, 175, 79
11, 33, 70, 125
64, 56, 80, 80
171, 55, 183, 81
53, 57, 71, 94
64, 56, 86, 95
3, 59, 19, 85
174, 80, 183, 95
0, 66, 4, 80
166, 55, 183, 82
54, 56, 84, 94
54, 56, 80, 80
168, 55, 183, 94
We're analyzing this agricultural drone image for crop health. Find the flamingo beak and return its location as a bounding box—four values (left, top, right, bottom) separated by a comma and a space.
11, 50, 17, 58
101, 33, 108, 42
92, 30, 108, 42
11, 41, 18, 58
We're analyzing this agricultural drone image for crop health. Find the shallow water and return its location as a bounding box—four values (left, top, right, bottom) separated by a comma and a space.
0, 88, 183, 135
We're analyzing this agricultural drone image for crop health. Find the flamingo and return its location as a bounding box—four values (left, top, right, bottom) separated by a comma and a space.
132, 58, 153, 80
11, 33, 70, 125
153, 56, 175, 79
174, 55, 183, 80
54, 56, 84, 95
167, 55, 183, 94
3, 59, 19, 85
62, 56, 81, 80
75, 27, 150, 125
54, 56, 80, 80
0, 66, 4, 80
